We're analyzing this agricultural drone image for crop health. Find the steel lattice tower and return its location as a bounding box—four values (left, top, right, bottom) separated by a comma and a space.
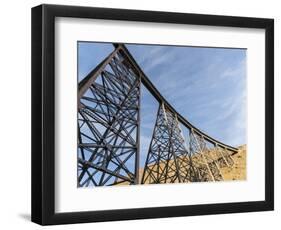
78, 46, 141, 186
78, 43, 237, 187
141, 104, 197, 184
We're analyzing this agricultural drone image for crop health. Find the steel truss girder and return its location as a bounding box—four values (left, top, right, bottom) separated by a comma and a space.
115, 44, 239, 153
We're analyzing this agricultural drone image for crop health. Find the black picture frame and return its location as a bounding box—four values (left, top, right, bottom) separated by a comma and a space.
31, 4, 274, 225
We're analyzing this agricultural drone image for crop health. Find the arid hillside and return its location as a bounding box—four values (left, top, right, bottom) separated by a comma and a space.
116, 145, 246, 185
220, 144, 246, 181
139, 144, 247, 183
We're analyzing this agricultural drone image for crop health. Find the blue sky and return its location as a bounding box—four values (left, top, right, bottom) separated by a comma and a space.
78, 42, 247, 169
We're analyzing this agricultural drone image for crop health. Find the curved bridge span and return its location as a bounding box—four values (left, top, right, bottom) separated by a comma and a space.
78, 43, 238, 187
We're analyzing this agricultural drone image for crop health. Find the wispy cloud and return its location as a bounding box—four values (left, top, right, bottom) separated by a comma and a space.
128, 44, 247, 148
139, 47, 177, 73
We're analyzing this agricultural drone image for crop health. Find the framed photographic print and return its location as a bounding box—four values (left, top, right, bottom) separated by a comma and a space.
31, 4, 274, 225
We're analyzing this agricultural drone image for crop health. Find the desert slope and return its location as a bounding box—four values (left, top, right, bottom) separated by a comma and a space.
220, 144, 246, 181
139, 144, 247, 183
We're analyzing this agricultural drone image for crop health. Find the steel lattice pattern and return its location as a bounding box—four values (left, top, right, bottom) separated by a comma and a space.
189, 130, 224, 181
141, 104, 196, 184
78, 48, 141, 187
78, 44, 237, 187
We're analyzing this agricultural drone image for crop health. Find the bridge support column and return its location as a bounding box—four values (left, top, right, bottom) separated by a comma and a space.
78, 47, 141, 187
141, 103, 195, 184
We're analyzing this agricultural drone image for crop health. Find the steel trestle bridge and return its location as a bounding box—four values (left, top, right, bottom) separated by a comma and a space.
77, 43, 238, 187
